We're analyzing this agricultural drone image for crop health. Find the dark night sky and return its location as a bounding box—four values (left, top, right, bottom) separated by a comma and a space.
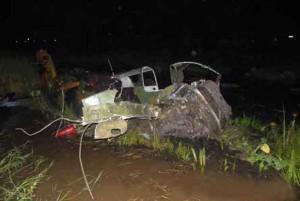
1, 0, 299, 51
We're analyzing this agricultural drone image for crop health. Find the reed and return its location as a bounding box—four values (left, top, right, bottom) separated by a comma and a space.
0, 143, 53, 200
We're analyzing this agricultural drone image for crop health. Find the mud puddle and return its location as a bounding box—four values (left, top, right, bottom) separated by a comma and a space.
1, 108, 297, 201
26, 136, 294, 201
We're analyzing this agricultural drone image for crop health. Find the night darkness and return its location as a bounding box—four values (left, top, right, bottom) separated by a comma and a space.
2, 1, 300, 52
1, 1, 300, 108
1, 1, 300, 99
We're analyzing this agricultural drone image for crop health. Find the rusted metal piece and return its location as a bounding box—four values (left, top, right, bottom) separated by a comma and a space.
155, 80, 231, 139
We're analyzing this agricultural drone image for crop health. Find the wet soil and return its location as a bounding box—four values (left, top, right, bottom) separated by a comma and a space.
34, 138, 296, 201
1, 107, 298, 201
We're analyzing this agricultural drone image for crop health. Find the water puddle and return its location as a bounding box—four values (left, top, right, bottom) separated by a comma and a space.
32, 137, 296, 201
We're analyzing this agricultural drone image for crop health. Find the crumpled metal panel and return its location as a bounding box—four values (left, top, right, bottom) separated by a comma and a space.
94, 119, 128, 139
154, 80, 231, 139
82, 100, 161, 124
82, 89, 117, 107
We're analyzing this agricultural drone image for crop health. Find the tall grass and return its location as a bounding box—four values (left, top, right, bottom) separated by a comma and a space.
227, 114, 300, 186
175, 141, 192, 161
232, 114, 266, 132
221, 126, 255, 156
30, 96, 77, 120
0, 53, 39, 97
271, 115, 300, 186
0, 143, 53, 200
199, 148, 206, 174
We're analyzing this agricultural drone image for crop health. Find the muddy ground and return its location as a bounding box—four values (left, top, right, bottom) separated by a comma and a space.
1, 106, 298, 201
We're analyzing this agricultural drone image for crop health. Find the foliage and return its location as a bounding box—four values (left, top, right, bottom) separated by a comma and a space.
0, 143, 53, 200
226, 114, 300, 186
232, 114, 268, 133
220, 157, 236, 172
198, 148, 206, 174
165, 138, 174, 153
152, 134, 164, 151
30, 96, 77, 120
248, 151, 283, 172
221, 126, 255, 156
117, 129, 171, 152
116, 129, 207, 174
271, 115, 300, 186
116, 129, 151, 147
175, 141, 192, 161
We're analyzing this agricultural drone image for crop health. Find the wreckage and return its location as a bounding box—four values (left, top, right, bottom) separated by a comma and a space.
12, 56, 232, 200
81, 61, 232, 139
5, 50, 230, 140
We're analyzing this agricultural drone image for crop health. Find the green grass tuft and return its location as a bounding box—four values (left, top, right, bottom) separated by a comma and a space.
199, 147, 206, 174
224, 114, 300, 186
175, 141, 192, 161
0, 143, 53, 200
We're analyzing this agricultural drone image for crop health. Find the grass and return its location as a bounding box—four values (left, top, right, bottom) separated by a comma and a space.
116, 129, 150, 147
152, 134, 164, 152
0, 142, 53, 200
0, 53, 39, 97
221, 126, 255, 157
198, 148, 206, 174
117, 129, 175, 153
225, 114, 300, 186
271, 113, 300, 186
165, 138, 174, 153
220, 157, 235, 172
116, 129, 207, 173
92, 114, 300, 187
175, 141, 193, 161
231, 114, 262, 131
30, 96, 78, 120
232, 114, 254, 128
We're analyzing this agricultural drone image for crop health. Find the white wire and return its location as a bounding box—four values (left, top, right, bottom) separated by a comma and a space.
15, 117, 82, 136
79, 123, 94, 200
55, 89, 65, 136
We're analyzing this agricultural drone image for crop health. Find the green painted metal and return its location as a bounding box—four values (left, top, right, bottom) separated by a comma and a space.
82, 100, 161, 124
134, 86, 160, 104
